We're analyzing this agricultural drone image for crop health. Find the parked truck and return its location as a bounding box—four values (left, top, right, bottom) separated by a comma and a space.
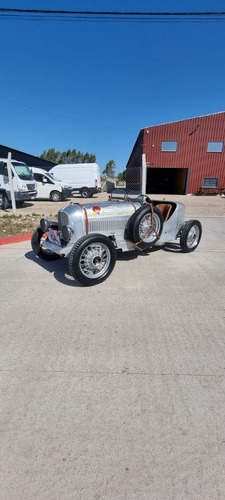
31, 167, 72, 201
0, 158, 37, 209
49, 162, 101, 198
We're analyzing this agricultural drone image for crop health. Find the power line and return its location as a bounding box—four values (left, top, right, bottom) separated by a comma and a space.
0, 9, 225, 15
0, 8, 225, 23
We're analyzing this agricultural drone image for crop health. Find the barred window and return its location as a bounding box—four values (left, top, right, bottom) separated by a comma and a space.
202, 178, 218, 188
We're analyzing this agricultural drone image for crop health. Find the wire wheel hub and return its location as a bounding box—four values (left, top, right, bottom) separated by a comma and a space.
80, 243, 111, 278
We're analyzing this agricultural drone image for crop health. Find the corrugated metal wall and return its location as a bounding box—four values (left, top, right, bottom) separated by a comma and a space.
127, 112, 225, 194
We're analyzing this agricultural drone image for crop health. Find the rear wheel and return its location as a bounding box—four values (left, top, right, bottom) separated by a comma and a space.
50, 191, 61, 202
31, 226, 61, 260
69, 234, 116, 286
180, 220, 202, 252
80, 187, 90, 198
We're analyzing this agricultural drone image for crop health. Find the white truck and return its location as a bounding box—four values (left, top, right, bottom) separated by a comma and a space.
0, 158, 37, 209
31, 167, 72, 201
49, 162, 101, 198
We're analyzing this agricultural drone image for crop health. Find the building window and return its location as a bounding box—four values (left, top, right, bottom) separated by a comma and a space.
161, 141, 178, 152
202, 177, 218, 188
207, 141, 223, 153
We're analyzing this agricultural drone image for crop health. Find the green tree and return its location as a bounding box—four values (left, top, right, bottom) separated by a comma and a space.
40, 148, 96, 164
117, 169, 126, 182
102, 160, 116, 177
40, 148, 61, 164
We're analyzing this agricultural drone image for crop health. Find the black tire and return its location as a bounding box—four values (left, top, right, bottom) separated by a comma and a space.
1, 194, 10, 210
16, 200, 25, 208
80, 187, 90, 198
180, 220, 202, 253
130, 205, 164, 250
31, 226, 62, 261
69, 234, 116, 286
50, 191, 61, 202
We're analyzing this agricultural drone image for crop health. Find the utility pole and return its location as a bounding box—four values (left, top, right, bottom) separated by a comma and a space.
141, 154, 147, 196
7, 152, 16, 213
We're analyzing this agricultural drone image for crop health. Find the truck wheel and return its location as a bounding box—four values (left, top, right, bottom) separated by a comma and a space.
180, 220, 202, 253
50, 191, 61, 202
1, 194, 10, 210
80, 187, 90, 198
130, 205, 163, 250
69, 234, 116, 286
31, 226, 61, 261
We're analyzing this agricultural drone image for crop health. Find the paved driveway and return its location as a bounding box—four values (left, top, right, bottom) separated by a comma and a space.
1, 217, 225, 499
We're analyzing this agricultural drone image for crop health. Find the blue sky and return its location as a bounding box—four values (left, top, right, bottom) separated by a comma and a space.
0, 0, 224, 174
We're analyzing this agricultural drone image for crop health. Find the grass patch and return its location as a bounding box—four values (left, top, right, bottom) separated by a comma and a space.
0, 214, 57, 237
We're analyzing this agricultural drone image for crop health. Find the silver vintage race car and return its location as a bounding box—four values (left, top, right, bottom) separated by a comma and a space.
31, 189, 202, 286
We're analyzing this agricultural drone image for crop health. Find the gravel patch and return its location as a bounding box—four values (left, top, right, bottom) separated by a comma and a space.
1, 192, 224, 218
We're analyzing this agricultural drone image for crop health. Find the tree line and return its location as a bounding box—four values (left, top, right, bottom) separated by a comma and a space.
40, 148, 96, 165
40, 148, 126, 180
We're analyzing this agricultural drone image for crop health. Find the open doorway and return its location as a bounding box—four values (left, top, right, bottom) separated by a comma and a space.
146, 167, 189, 194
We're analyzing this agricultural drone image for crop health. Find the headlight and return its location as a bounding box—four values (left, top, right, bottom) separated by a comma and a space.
40, 218, 50, 232
61, 225, 73, 241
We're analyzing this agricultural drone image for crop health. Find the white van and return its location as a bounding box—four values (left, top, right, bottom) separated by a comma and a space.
49, 162, 101, 198
0, 158, 37, 209
31, 167, 72, 201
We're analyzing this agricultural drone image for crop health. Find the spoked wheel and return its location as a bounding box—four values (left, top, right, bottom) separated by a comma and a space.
129, 205, 164, 250
31, 226, 62, 260
180, 220, 202, 253
69, 234, 116, 286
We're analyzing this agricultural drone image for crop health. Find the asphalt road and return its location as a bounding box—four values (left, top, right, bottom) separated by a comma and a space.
1, 216, 225, 499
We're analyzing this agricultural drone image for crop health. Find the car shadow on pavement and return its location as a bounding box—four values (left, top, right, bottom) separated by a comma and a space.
116, 242, 181, 261
25, 251, 82, 287
25, 242, 182, 287
162, 242, 182, 252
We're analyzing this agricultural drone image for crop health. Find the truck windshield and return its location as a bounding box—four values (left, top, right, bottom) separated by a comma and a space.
11, 162, 34, 180
46, 172, 61, 182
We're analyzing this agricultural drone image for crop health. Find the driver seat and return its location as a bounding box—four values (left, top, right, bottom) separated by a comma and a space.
155, 203, 172, 222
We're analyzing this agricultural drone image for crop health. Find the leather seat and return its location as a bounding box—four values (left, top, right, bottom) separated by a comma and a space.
155, 203, 172, 222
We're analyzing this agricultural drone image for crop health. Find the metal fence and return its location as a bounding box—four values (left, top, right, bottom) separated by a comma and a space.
125, 166, 142, 191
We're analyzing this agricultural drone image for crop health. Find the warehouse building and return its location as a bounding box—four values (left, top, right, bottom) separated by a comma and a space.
126, 112, 225, 195
0, 144, 55, 170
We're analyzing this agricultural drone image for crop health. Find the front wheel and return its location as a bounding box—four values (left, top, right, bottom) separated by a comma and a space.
69, 234, 116, 286
180, 220, 202, 252
1, 194, 10, 210
50, 191, 61, 202
31, 226, 62, 260
16, 200, 25, 207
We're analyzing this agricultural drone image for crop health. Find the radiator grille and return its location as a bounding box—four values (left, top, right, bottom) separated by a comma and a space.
89, 217, 128, 233
58, 212, 69, 230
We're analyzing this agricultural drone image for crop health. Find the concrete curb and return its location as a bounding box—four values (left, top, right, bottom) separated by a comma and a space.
0, 233, 32, 246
